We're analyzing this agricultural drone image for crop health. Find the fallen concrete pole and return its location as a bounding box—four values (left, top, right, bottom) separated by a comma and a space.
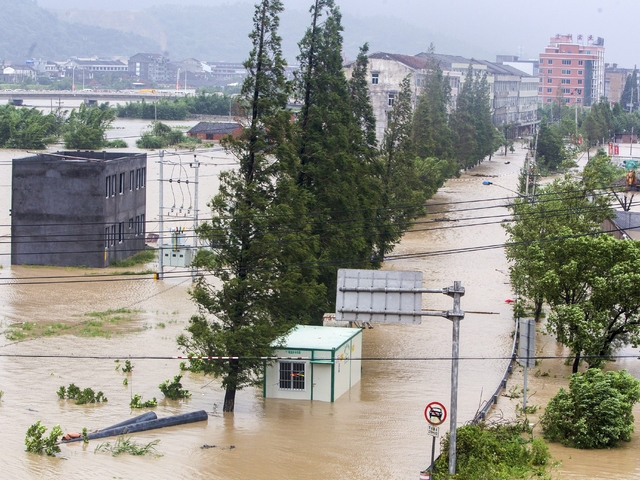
63, 410, 208, 443
99, 412, 158, 432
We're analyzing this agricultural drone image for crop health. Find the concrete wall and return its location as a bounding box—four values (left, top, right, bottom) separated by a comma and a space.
11, 152, 146, 267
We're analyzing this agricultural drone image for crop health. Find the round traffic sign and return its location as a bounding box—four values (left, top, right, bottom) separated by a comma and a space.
424, 401, 447, 426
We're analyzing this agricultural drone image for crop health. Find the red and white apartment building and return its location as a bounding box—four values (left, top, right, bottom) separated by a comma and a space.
538, 34, 605, 107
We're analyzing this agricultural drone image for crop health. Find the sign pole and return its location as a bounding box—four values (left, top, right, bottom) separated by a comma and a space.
430, 436, 436, 473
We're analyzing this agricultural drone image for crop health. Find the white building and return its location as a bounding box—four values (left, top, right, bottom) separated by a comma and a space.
264, 325, 362, 402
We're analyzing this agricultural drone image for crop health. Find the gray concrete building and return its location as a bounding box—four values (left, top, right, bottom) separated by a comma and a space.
11, 151, 147, 268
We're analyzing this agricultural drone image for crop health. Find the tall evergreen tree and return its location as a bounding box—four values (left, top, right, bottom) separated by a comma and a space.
348, 42, 377, 153
451, 64, 477, 169
295, 0, 380, 315
413, 44, 454, 161
471, 72, 495, 162
178, 0, 324, 413
374, 74, 425, 258
620, 69, 638, 112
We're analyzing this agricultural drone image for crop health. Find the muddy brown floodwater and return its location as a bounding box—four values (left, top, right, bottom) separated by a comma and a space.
0, 114, 638, 479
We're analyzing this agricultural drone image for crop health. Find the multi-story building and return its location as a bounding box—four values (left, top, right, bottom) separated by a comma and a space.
538, 34, 605, 107
344, 52, 463, 141
129, 53, 171, 83
344, 51, 537, 141
11, 151, 147, 268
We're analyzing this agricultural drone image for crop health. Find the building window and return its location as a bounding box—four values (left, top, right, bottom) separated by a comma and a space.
577, 98, 582, 103
538, 87, 542, 92
106, 177, 110, 198
578, 60, 584, 66
119, 172, 125, 194
135, 215, 140, 235
129, 218, 134, 229
577, 89, 583, 94
565, 98, 571, 103
562, 88, 571, 94
135, 169, 140, 189
547, 98, 553, 103
371, 72, 379, 84
561, 79, 571, 84
118, 222, 124, 243
388, 93, 395, 107
110, 225, 116, 246
562, 59, 572, 65
140, 167, 146, 188
561, 69, 571, 75
140, 214, 145, 236
547, 69, 552, 74
279, 362, 305, 390
105, 227, 110, 248
578, 80, 583, 85
111, 175, 116, 197
578, 70, 583, 75
547, 88, 552, 93
206, 133, 214, 140
547, 78, 553, 84
547, 59, 552, 64
129, 170, 134, 191
538, 77, 542, 82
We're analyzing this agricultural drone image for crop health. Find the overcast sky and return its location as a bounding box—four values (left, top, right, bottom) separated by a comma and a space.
37, 0, 636, 65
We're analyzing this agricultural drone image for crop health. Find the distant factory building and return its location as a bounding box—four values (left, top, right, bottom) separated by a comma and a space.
264, 325, 362, 403
11, 151, 147, 268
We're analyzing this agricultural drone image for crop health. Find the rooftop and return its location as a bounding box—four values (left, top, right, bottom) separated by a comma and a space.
276, 325, 361, 351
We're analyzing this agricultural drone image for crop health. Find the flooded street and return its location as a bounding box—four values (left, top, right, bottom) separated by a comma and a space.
0, 110, 638, 478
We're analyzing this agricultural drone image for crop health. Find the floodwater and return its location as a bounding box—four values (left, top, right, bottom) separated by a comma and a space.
0, 107, 636, 479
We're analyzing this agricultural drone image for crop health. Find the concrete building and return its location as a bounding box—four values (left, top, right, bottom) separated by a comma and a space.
129, 53, 171, 83
605, 64, 633, 106
263, 325, 362, 402
11, 151, 147, 268
344, 51, 538, 140
538, 34, 605, 107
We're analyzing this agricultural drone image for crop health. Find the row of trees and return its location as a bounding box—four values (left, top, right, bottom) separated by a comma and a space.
0, 102, 119, 150
116, 92, 233, 120
505, 151, 640, 374
177, 0, 498, 412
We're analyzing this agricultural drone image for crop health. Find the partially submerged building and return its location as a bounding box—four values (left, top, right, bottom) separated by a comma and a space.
11, 151, 147, 268
187, 122, 242, 141
264, 325, 362, 403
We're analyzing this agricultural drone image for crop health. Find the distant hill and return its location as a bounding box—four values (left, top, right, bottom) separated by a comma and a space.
50, 3, 493, 64
0, 0, 159, 62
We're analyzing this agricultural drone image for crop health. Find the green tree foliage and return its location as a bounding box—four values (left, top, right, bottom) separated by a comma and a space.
451, 65, 478, 169
543, 235, 640, 370
583, 100, 614, 147
295, 0, 380, 313
541, 369, 640, 448
25, 421, 63, 456
620, 69, 638, 112
433, 422, 551, 479
582, 149, 624, 192
374, 74, 425, 259
347, 43, 377, 152
0, 105, 61, 149
504, 176, 612, 326
116, 93, 233, 120
158, 375, 192, 400
136, 121, 187, 149
63, 102, 116, 150
178, 0, 324, 413
535, 121, 566, 171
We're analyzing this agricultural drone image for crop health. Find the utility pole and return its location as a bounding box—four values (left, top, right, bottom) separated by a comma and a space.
158, 150, 164, 280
